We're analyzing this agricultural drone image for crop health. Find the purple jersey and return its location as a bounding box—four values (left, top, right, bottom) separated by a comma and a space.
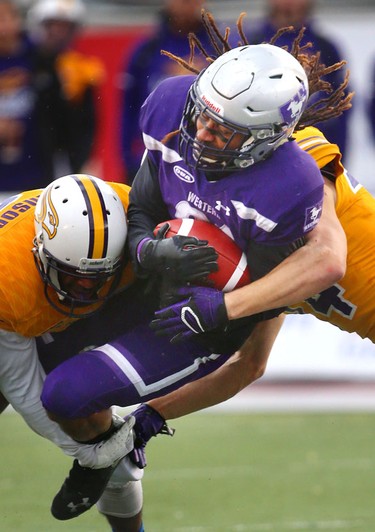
139, 75, 324, 251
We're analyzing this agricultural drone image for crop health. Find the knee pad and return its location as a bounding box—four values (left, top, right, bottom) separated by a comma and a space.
96, 478, 143, 518
112, 455, 144, 482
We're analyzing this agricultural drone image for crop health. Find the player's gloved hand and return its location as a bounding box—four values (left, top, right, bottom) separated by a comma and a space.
150, 285, 229, 344
137, 223, 218, 283
126, 404, 175, 469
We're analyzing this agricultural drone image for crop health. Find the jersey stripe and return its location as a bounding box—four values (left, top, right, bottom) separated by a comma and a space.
97, 343, 221, 397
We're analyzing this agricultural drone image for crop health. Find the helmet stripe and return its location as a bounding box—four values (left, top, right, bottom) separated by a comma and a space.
74, 175, 109, 259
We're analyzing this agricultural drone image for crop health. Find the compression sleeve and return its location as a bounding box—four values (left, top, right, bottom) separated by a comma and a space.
246, 237, 306, 282
127, 155, 171, 271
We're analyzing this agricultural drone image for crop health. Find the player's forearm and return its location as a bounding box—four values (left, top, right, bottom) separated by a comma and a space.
224, 242, 342, 319
148, 316, 284, 420
224, 185, 347, 320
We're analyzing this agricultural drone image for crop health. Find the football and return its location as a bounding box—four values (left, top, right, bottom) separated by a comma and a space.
154, 218, 250, 292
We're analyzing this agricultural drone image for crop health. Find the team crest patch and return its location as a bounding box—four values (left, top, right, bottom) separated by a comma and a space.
304, 200, 323, 232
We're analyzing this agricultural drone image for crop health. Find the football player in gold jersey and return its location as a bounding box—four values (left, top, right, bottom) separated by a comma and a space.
0, 173, 143, 530
1, 171, 221, 531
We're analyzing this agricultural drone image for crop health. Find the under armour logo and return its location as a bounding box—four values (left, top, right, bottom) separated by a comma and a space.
215, 201, 230, 216
68, 497, 91, 513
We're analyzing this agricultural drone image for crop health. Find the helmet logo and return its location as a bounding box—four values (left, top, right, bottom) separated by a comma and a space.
280, 83, 308, 124
201, 94, 223, 116
35, 186, 59, 239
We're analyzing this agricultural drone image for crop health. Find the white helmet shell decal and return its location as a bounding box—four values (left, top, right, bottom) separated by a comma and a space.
201, 94, 224, 116
35, 185, 59, 240
280, 83, 308, 123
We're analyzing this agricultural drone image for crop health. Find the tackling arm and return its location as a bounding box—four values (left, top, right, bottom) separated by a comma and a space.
224, 181, 347, 320
147, 315, 284, 420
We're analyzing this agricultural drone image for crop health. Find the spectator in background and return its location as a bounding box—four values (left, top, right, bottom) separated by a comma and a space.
0, 0, 62, 191
119, 0, 218, 183
248, 0, 351, 160
27, 0, 105, 175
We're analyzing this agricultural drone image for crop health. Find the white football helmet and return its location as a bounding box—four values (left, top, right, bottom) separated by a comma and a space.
179, 44, 309, 172
33, 174, 127, 316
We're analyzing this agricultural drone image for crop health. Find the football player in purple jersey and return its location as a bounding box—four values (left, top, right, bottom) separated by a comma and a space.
41, 13, 352, 527
127, 14, 351, 345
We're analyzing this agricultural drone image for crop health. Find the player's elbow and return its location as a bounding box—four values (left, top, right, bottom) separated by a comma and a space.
239, 358, 267, 390
316, 244, 346, 287
250, 360, 267, 382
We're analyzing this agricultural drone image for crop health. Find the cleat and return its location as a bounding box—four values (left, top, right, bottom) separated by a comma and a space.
51, 459, 117, 520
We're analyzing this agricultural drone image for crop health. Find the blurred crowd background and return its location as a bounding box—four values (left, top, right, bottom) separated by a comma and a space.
2, 0, 375, 191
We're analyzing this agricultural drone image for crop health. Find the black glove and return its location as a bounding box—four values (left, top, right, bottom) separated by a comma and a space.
137, 223, 218, 283
126, 404, 175, 469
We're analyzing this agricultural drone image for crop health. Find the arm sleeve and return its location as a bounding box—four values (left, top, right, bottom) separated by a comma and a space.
127, 154, 171, 271
246, 237, 306, 282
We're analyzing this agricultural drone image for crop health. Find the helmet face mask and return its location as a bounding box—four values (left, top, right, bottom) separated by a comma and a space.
33, 174, 127, 318
179, 44, 309, 173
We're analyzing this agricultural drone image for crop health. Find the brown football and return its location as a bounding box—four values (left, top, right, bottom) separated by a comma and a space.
154, 218, 251, 292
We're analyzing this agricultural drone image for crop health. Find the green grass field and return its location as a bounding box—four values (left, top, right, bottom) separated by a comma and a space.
1, 410, 375, 531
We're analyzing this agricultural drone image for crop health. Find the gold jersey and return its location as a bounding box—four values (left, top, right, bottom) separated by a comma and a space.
288, 127, 375, 342
0, 182, 133, 337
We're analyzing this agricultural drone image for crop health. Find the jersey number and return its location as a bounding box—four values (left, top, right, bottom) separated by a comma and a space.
294, 283, 356, 319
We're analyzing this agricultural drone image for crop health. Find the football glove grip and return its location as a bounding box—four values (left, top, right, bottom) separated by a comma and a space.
150, 285, 229, 343
137, 223, 218, 283
126, 404, 175, 469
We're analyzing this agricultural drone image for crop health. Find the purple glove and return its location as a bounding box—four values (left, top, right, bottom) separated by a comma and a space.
150, 285, 229, 344
127, 404, 175, 469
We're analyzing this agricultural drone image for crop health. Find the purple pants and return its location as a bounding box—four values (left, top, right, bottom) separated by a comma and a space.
41, 319, 230, 419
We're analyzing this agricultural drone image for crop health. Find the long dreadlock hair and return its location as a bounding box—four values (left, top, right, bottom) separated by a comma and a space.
161, 10, 353, 144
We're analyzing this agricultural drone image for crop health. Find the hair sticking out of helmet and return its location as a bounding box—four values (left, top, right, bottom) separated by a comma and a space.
161, 10, 353, 169
33, 174, 127, 317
